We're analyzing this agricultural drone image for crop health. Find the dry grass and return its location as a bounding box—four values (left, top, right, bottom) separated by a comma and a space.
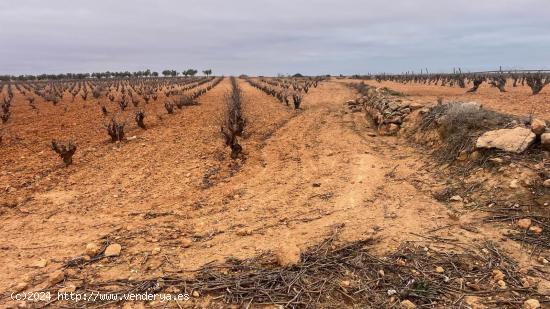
418, 101, 518, 162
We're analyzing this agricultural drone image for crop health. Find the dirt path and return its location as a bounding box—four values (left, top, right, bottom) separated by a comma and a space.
215, 80, 456, 257
0, 79, 536, 303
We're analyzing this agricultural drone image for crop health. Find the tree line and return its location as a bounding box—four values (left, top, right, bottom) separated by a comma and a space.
0, 68, 213, 81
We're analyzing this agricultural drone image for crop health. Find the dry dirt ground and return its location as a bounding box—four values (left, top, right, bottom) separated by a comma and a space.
0, 78, 548, 308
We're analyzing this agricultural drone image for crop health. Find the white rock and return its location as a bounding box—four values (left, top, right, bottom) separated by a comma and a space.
523, 299, 540, 309
537, 280, 550, 295
489, 157, 504, 164
47, 270, 65, 286
85, 243, 101, 257
476, 127, 536, 153
492, 269, 505, 281
470, 151, 481, 160
104, 244, 122, 257
530, 119, 546, 135
274, 244, 301, 267
388, 123, 400, 134
540, 133, 550, 150
449, 195, 463, 202
33, 259, 49, 268
517, 218, 532, 229
400, 299, 417, 309
236, 228, 253, 236
497, 279, 507, 289
529, 225, 543, 234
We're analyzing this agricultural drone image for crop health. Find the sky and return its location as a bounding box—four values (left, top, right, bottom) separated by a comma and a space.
0, 0, 549, 76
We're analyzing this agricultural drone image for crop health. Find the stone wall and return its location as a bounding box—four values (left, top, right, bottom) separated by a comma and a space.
345, 86, 421, 135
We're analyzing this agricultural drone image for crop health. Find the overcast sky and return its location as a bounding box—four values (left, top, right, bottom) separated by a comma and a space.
0, 0, 549, 76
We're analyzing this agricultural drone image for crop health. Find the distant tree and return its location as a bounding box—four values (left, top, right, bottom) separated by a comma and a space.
170, 70, 178, 77
203, 69, 212, 77
152, 71, 159, 77
162, 70, 172, 77
144, 69, 151, 77
183, 69, 198, 77
292, 73, 304, 78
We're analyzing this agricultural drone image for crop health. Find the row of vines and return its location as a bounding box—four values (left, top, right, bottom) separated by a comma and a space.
355, 70, 550, 94
0, 77, 223, 165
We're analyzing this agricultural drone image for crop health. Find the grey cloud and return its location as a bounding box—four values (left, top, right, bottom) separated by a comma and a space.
0, 0, 549, 75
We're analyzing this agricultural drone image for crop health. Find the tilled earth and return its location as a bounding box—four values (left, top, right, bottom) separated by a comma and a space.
0, 78, 549, 308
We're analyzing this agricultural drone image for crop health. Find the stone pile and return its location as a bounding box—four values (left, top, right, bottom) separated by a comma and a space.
346, 88, 420, 135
